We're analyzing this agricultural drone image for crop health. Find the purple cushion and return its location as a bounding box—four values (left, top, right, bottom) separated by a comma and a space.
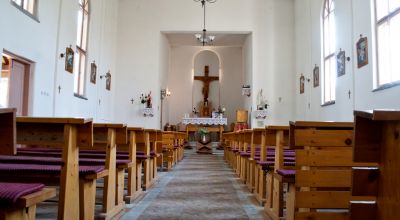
0, 182, 44, 206
136, 155, 148, 160
240, 152, 251, 157
277, 169, 296, 177
0, 163, 104, 176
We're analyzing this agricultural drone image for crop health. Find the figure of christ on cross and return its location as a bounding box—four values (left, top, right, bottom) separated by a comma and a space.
194, 66, 219, 103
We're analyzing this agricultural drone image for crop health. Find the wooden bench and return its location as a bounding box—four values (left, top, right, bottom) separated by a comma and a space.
350, 110, 400, 220
137, 129, 152, 190
0, 108, 56, 220
282, 121, 372, 220
239, 129, 252, 184
161, 131, 176, 171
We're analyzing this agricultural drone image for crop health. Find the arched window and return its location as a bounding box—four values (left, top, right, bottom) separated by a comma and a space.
374, 0, 400, 88
74, 0, 89, 97
322, 0, 336, 104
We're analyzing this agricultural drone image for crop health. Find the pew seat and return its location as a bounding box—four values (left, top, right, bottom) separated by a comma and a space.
0, 183, 56, 220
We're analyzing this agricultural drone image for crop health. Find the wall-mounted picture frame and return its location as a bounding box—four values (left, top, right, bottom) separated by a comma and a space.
313, 65, 319, 88
337, 50, 346, 77
356, 36, 368, 68
90, 62, 97, 84
65, 47, 74, 73
106, 72, 111, 91
300, 74, 305, 94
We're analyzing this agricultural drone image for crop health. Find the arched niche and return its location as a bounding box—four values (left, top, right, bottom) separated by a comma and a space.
193, 50, 221, 116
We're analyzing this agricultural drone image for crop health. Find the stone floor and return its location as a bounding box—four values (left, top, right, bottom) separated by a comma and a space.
121, 149, 269, 220
36, 148, 269, 220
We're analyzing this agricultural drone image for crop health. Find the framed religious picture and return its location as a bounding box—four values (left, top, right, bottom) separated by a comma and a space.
90, 62, 97, 84
65, 47, 74, 73
300, 74, 305, 94
337, 50, 346, 77
106, 72, 111, 91
356, 36, 368, 68
313, 65, 319, 88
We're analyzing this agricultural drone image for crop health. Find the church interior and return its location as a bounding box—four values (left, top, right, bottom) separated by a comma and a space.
0, 0, 399, 219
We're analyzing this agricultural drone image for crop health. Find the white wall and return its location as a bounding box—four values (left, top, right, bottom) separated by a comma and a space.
295, 0, 400, 122
0, 0, 60, 116
242, 34, 253, 123
115, 0, 296, 128
167, 46, 244, 129
0, 0, 119, 122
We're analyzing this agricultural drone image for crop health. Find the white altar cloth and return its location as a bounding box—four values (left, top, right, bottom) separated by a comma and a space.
182, 117, 227, 125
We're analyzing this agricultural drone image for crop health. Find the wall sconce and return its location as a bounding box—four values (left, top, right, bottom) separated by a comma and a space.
161, 88, 171, 100
100, 71, 111, 80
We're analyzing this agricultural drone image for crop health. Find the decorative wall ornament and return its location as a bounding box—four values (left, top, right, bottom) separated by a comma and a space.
65, 47, 74, 73
242, 85, 251, 97
313, 65, 320, 88
337, 49, 346, 77
300, 74, 305, 94
90, 62, 97, 84
356, 35, 368, 68
105, 71, 111, 91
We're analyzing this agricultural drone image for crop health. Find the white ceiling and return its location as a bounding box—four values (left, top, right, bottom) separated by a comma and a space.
164, 32, 250, 47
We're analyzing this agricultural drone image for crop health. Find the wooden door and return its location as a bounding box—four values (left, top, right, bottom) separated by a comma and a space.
9, 60, 29, 116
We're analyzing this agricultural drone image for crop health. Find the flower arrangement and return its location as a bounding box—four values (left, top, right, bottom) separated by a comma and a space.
217, 106, 226, 114
192, 107, 199, 116
140, 91, 152, 108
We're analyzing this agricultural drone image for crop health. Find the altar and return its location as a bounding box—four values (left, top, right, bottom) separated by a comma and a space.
183, 117, 227, 140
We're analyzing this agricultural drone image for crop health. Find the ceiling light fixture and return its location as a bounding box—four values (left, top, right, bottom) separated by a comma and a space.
194, 0, 217, 46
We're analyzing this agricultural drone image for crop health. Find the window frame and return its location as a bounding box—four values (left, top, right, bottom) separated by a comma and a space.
321, 0, 336, 106
373, 0, 400, 91
74, 0, 90, 98
10, 0, 39, 22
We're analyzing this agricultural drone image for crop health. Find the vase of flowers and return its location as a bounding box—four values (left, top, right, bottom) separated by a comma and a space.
198, 128, 211, 145
217, 106, 226, 118
140, 92, 152, 108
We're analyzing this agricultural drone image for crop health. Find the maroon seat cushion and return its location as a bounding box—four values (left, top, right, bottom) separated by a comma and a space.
240, 152, 251, 157
276, 169, 296, 177
0, 163, 104, 176
0, 182, 44, 206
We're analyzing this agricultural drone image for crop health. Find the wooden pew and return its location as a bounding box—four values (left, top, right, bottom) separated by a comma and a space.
0, 108, 56, 220
247, 129, 263, 193
137, 129, 151, 190
239, 130, 252, 184
282, 121, 371, 220
124, 127, 143, 202
263, 126, 291, 219
350, 110, 400, 220
162, 131, 176, 171
15, 116, 93, 220
87, 123, 127, 218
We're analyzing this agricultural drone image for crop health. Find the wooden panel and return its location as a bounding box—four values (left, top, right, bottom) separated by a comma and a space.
295, 212, 349, 220
353, 116, 381, 163
355, 109, 400, 121
292, 121, 354, 128
296, 149, 354, 167
294, 129, 353, 147
296, 191, 351, 209
16, 117, 92, 124
0, 108, 16, 155
377, 122, 400, 220
296, 170, 351, 187
349, 201, 376, 220
16, 123, 65, 146
17, 187, 56, 207
351, 167, 379, 196
116, 127, 128, 144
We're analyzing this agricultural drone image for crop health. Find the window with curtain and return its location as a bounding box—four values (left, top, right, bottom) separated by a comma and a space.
321, 0, 336, 104
11, 0, 37, 16
74, 0, 89, 97
374, 0, 400, 88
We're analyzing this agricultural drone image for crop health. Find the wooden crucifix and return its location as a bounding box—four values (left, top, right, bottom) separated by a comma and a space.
194, 66, 219, 103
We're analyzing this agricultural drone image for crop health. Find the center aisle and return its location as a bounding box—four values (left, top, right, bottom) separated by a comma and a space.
122, 149, 269, 220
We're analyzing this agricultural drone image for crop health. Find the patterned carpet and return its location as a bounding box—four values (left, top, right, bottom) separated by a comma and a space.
124, 150, 268, 220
